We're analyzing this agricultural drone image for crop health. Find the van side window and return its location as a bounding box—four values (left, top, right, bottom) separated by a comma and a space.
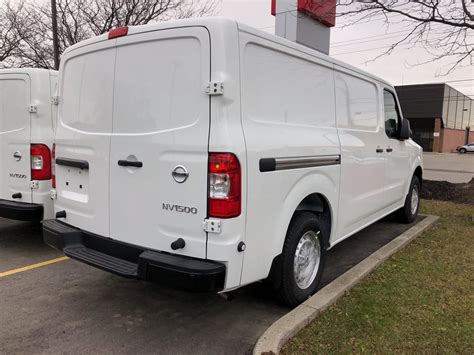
383, 90, 400, 139
335, 72, 378, 131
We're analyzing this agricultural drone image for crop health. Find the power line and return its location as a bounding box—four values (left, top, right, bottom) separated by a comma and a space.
332, 33, 413, 48
331, 29, 411, 45
331, 41, 474, 56
331, 43, 411, 56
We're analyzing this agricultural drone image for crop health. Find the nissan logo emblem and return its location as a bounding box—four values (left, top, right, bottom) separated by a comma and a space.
171, 165, 189, 183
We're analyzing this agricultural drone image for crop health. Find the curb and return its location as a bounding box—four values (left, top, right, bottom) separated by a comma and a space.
253, 214, 439, 355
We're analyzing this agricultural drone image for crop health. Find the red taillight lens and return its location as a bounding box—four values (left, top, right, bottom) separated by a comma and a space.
30, 144, 52, 181
51, 143, 56, 188
208, 153, 241, 218
108, 26, 128, 39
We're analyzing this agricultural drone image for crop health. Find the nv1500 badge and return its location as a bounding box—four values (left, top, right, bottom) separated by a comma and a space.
10, 173, 27, 179
162, 203, 198, 214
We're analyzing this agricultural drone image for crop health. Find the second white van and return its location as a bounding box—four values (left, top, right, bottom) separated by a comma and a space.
0, 68, 58, 222
43, 18, 423, 306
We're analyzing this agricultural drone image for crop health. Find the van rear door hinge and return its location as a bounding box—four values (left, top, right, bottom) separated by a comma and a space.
206, 82, 224, 96
51, 96, 59, 105
27, 105, 37, 113
203, 219, 221, 233
30, 180, 39, 189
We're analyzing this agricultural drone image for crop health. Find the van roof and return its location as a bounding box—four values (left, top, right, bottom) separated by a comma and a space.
63, 17, 392, 88
0, 68, 57, 76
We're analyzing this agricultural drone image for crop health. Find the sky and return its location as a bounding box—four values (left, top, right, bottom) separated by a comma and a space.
216, 0, 474, 97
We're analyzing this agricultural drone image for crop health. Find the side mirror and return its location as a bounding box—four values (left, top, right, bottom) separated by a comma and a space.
399, 119, 411, 140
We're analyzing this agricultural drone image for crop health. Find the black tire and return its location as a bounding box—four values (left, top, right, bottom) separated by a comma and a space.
396, 175, 420, 224
459, 148, 467, 154
276, 212, 326, 307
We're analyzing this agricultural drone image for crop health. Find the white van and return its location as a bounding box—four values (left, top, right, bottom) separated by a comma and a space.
43, 18, 423, 306
0, 68, 58, 222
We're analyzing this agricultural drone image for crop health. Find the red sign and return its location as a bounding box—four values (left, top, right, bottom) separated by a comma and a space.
271, 0, 336, 27
298, 0, 336, 27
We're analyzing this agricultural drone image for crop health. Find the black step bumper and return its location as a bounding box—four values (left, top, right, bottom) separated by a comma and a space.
42, 219, 226, 292
0, 199, 43, 222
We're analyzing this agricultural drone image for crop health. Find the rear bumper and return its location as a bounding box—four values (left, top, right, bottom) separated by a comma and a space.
42, 219, 226, 292
0, 199, 43, 222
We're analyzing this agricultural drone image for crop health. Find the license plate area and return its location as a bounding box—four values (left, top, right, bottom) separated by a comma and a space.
58, 165, 89, 203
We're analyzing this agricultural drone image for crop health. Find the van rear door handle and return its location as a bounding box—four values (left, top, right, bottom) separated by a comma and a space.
118, 160, 143, 168
56, 157, 89, 170
376, 148, 384, 153
386, 148, 393, 152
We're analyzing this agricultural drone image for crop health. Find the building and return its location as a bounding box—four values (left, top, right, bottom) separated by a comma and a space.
395, 83, 474, 152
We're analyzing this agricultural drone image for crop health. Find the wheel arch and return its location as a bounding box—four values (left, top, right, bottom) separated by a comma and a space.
267, 190, 334, 288
293, 193, 332, 249
414, 165, 423, 187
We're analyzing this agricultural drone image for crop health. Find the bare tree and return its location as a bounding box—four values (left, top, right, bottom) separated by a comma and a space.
334, 0, 473, 74
0, 1, 25, 63
0, 0, 218, 69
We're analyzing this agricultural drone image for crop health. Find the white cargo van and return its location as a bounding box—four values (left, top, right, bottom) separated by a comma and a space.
0, 68, 58, 222
43, 18, 423, 306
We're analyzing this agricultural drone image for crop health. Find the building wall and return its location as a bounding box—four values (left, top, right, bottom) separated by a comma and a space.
442, 85, 474, 130
396, 83, 473, 153
439, 128, 474, 152
396, 84, 444, 119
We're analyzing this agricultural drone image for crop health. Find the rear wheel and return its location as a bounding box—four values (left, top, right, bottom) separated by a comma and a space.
277, 212, 326, 307
459, 148, 467, 154
396, 175, 420, 224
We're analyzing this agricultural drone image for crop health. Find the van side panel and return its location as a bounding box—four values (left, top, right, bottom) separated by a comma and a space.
206, 20, 247, 290
49, 72, 58, 135
0, 74, 32, 203
30, 70, 57, 219
239, 33, 341, 285
380, 86, 413, 209
332, 69, 387, 243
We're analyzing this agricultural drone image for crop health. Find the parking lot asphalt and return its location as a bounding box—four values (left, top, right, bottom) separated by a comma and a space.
423, 153, 474, 183
0, 215, 422, 354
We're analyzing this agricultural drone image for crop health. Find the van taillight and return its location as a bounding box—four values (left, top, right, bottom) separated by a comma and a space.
51, 144, 56, 188
108, 26, 128, 39
31, 144, 52, 180
208, 153, 241, 218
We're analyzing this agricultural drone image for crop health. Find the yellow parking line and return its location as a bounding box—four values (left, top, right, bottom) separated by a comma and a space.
0, 256, 69, 278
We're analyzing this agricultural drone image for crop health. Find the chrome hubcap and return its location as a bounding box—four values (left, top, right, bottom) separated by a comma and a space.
411, 185, 419, 216
293, 230, 321, 290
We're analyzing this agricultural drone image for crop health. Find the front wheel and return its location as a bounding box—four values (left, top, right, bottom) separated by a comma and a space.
396, 175, 420, 224
277, 212, 326, 307
459, 148, 467, 154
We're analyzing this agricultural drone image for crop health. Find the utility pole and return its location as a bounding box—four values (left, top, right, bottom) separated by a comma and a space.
51, 0, 60, 70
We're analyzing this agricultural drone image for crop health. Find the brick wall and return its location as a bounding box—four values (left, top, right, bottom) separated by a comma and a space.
439, 128, 474, 152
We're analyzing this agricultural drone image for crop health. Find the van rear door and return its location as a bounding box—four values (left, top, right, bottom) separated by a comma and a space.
0, 74, 32, 203
109, 28, 210, 258
54, 40, 116, 237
